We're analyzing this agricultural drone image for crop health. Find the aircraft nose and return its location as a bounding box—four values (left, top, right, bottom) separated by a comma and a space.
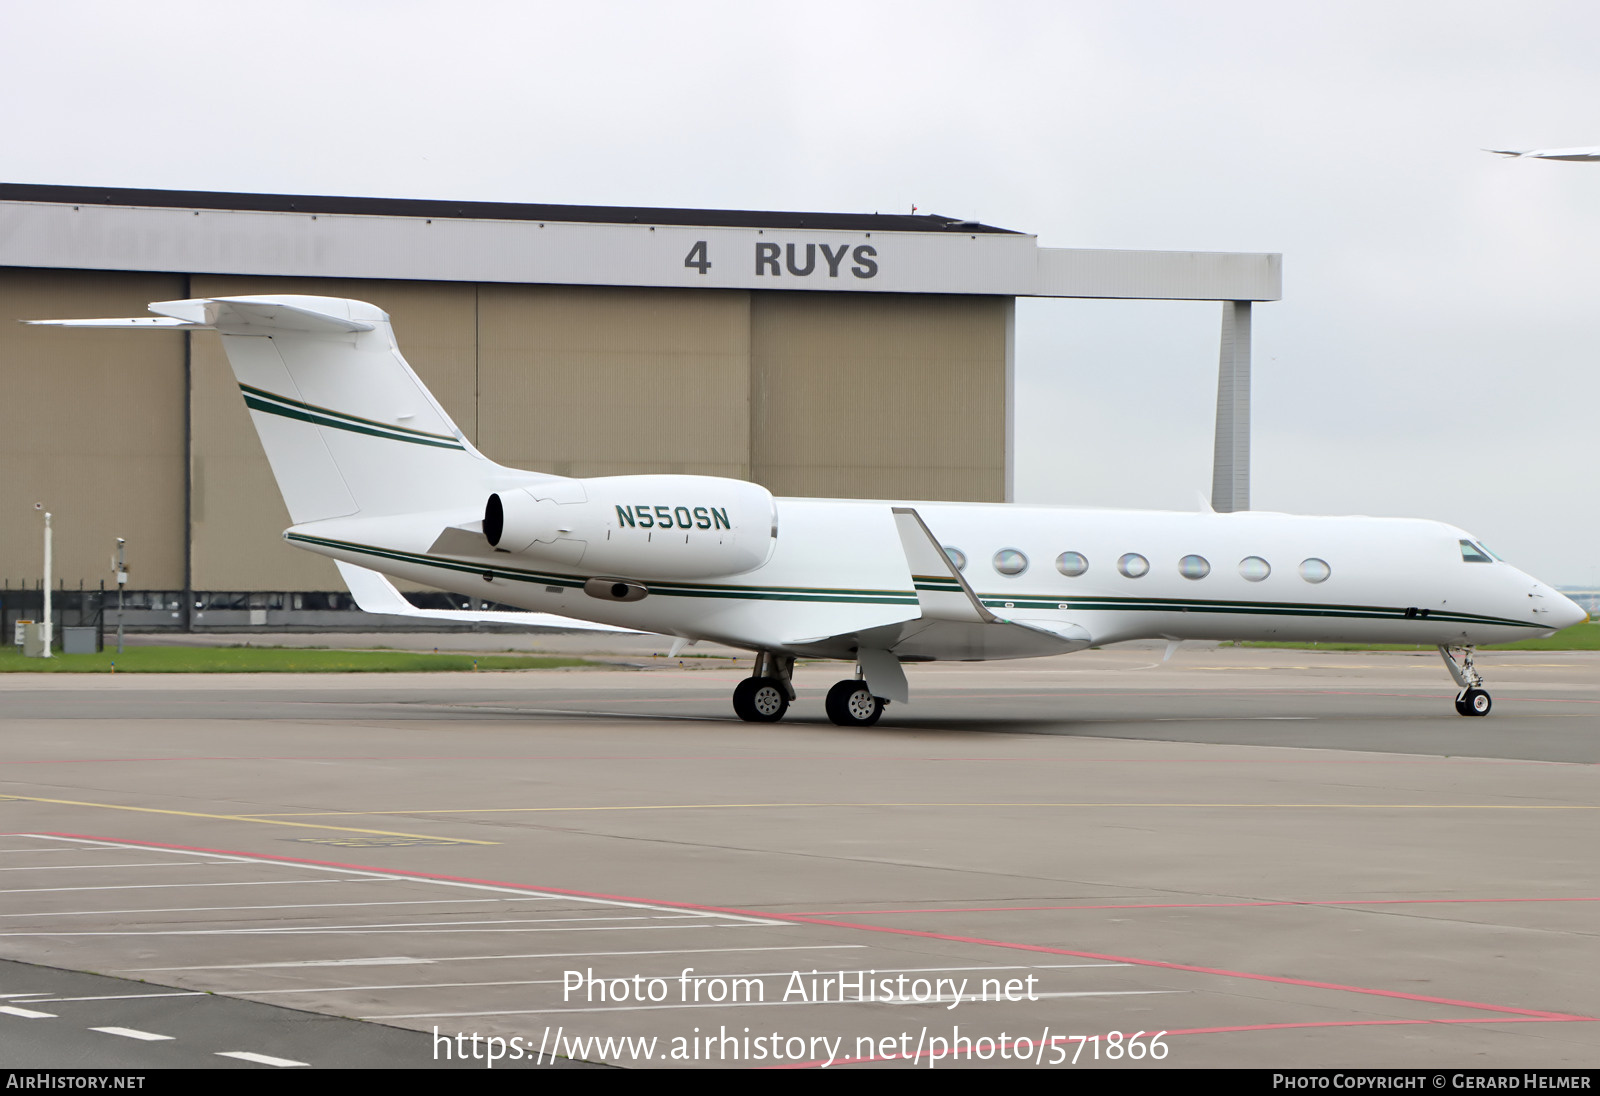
1551, 591, 1589, 630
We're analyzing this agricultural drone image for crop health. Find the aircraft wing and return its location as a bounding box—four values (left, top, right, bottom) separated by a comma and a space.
334, 562, 641, 633
780, 507, 1093, 662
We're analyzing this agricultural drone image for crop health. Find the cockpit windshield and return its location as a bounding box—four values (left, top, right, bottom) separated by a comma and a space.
1459, 539, 1493, 563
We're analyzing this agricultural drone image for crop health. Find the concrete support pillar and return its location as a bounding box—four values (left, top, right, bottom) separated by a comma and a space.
1002, 297, 1016, 503
1211, 300, 1251, 513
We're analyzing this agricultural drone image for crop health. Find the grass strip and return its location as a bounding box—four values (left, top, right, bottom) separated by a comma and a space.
0, 646, 600, 673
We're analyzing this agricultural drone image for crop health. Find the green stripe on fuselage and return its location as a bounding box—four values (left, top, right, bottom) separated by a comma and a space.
282, 533, 1542, 628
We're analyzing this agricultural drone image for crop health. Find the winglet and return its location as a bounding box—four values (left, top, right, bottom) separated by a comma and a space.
891, 507, 995, 623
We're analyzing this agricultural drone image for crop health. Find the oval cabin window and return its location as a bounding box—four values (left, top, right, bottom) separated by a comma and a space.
993, 548, 1028, 576
1179, 554, 1211, 580
1055, 551, 1089, 577
1117, 553, 1150, 578
1300, 558, 1331, 583
1239, 556, 1271, 582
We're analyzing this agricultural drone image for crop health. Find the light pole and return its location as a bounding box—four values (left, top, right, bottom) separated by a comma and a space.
113, 538, 127, 655
37, 505, 52, 659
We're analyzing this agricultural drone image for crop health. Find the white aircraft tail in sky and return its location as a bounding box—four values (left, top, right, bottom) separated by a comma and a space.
1484, 145, 1600, 161
32, 295, 1586, 724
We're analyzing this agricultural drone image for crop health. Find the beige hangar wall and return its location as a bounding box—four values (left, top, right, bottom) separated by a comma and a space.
2, 271, 1009, 591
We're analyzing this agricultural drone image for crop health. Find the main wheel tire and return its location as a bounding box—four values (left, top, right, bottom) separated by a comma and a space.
825, 679, 886, 727
733, 676, 789, 723
1457, 687, 1491, 717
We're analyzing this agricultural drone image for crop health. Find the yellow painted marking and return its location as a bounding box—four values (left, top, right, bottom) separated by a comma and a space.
0, 794, 498, 844
252, 802, 1600, 816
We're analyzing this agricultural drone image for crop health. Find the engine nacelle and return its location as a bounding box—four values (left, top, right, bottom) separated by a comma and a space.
484, 474, 777, 581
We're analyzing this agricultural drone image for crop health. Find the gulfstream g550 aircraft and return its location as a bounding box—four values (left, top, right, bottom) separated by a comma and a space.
34, 295, 1585, 725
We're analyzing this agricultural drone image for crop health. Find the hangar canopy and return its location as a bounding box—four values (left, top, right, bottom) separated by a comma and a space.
0, 184, 1280, 302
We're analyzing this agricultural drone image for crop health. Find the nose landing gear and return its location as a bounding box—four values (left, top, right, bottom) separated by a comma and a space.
1439, 645, 1492, 717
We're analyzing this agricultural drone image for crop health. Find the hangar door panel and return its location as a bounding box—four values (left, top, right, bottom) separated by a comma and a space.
477, 285, 751, 480
750, 293, 1006, 501
0, 268, 188, 589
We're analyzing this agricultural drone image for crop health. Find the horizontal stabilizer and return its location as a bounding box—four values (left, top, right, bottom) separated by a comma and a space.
335, 562, 639, 633
29, 295, 376, 335
26, 316, 200, 329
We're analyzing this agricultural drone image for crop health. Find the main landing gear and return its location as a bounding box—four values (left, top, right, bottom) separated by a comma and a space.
1438, 645, 1492, 717
731, 652, 794, 723
730, 654, 890, 726
824, 678, 886, 727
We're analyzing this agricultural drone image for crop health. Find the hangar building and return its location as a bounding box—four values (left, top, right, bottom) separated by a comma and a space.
0, 184, 1279, 631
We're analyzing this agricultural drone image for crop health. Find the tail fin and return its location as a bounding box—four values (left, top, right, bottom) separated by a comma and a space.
33, 295, 499, 523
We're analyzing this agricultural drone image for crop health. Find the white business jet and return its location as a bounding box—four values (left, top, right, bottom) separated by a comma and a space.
1484, 146, 1600, 161
32, 296, 1585, 725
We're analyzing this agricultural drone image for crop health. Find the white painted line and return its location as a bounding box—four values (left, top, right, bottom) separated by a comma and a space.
124, 944, 869, 972
91, 1026, 174, 1041
0, 1005, 57, 1018
38, 993, 203, 1003
0, 849, 93, 854
0, 923, 771, 937
0, 862, 215, 871
226, 962, 1136, 997
240, 979, 584, 995
250, 914, 700, 931
26, 835, 781, 924
252, 957, 425, 969
367, 990, 1180, 1020
0, 993, 52, 998
216, 1051, 308, 1067
0, 898, 509, 919
0, 879, 349, 895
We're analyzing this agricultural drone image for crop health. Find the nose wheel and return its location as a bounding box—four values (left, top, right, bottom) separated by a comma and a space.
825, 679, 887, 727
1439, 645, 1492, 717
1454, 688, 1492, 717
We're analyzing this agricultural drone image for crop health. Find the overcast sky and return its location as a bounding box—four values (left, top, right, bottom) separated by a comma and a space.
3, 1, 1596, 583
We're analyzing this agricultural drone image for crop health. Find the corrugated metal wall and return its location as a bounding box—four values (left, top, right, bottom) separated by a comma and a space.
0, 268, 188, 591
2, 271, 1007, 591
750, 293, 1006, 500
478, 286, 751, 479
